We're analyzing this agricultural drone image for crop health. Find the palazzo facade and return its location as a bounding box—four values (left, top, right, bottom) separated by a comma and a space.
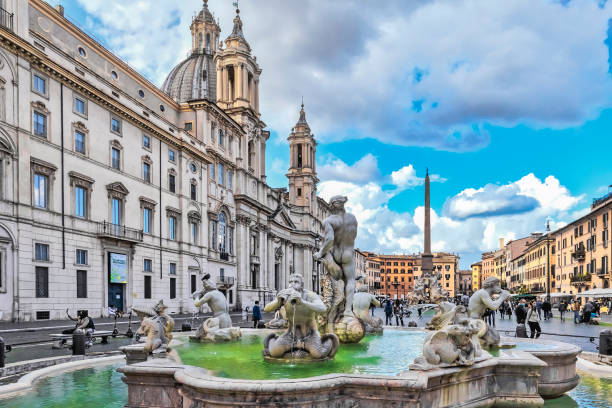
0, 0, 327, 321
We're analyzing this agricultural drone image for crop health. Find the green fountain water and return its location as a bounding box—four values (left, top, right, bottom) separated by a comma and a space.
1, 331, 612, 407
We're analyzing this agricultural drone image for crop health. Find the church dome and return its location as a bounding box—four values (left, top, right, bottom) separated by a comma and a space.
161, 52, 216, 103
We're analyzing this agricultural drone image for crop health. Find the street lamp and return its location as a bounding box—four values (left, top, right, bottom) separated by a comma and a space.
546, 219, 551, 302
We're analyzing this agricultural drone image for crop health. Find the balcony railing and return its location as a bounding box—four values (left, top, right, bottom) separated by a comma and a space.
571, 248, 585, 262
570, 273, 592, 286
217, 276, 235, 288
220, 252, 229, 261
97, 221, 143, 242
0, 7, 13, 32
597, 268, 609, 276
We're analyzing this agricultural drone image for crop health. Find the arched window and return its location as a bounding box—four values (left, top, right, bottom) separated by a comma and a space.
206, 33, 211, 52
218, 212, 227, 253
198, 33, 203, 49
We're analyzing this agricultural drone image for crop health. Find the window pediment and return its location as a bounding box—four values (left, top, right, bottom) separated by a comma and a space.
142, 154, 153, 164
31, 157, 57, 175
31, 101, 49, 113
168, 168, 177, 176
73, 121, 88, 132
110, 139, 123, 149
166, 206, 181, 217
68, 171, 94, 188
139, 196, 157, 209
106, 182, 129, 199
188, 210, 201, 222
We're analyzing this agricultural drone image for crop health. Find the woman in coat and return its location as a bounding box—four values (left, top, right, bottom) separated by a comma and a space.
526, 301, 541, 339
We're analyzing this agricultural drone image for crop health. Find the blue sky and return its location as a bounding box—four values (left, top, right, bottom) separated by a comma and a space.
47, 0, 612, 268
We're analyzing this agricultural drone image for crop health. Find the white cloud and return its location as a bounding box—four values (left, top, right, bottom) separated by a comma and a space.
320, 173, 584, 262
391, 165, 446, 189
318, 154, 380, 183
58, 0, 612, 151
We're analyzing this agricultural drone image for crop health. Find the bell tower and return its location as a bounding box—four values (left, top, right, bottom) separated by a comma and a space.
287, 103, 318, 214
214, 7, 261, 116
190, 0, 221, 55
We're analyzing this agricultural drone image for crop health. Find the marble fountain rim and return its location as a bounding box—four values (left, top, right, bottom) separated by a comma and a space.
0, 354, 125, 399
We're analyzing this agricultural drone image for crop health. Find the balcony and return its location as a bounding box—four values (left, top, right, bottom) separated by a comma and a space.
570, 273, 592, 287
571, 248, 585, 262
0, 7, 13, 32
217, 275, 235, 289
597, 268, 609, 276
97, 221, 143, 243
220, 252, 229, 261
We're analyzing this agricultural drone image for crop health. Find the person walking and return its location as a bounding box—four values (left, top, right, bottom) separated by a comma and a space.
515, 299, 527, 324
582, 301, 593, 324
394, 300, 404, 327
252, 301, 262, 328
536, 299, 543, 320
370, 302, 376, 317
526, 301, 542, 339
558, 300, 568, 322
542, 299, 551, 320
573, 301, 581, 324
384, 297, 393, 325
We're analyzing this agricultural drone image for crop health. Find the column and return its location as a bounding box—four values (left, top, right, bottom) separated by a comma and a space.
222, 67, 229, 102
237, 64, 244, 99
259, 229, 266, 289
267, 238, 274, 291
216, 67, 222, 102
243, 68, 249, 102
254, 79, 259, 113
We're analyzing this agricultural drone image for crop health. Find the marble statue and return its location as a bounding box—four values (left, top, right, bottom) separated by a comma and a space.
468, 276, 510, 347
263, 273, 339, 361
314, 195, 365, 343
191, 274, 241, 342
352, 281, 383, 334
411, 318, 486, 370
132, 300, 175, 354
265, 309, 288, 329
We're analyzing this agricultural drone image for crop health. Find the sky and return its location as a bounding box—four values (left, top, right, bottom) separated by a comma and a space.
47, 0, 612, 268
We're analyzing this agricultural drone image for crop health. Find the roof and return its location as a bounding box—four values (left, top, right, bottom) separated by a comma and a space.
161, 52, 216, 103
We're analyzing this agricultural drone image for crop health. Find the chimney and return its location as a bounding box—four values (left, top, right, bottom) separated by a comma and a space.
56, 5, 65, 16
499, 238, 505, 249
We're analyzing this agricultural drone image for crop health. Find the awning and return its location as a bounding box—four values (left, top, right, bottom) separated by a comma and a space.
511, 293, 536, 299
575, 288, 612, 298
537, 293, 574, 299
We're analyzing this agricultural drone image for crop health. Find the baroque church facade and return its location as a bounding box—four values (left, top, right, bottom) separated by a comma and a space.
0, 0, 327, 321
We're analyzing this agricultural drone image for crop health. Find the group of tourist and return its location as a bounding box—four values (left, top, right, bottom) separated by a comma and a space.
381, 297, 415, 326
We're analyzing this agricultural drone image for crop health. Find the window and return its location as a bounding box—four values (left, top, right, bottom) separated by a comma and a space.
35, 243, 49, 261
168, 150, 175, 162
297, 188, 302, 197
169, 174, 176, 193
77, 270, 87, 298
209, 163, 215, 179
143, 208, 152, 234
191, 222, 198, 244
190, 182, 196, 201
144, 275, 151, 299
143, 162, 151, 183
112, 198, 121, 225
297, 144, 302, 168
73, 95, 87, 116
170, 277, 176, 299
169, 216, 176, 240
191, 274, 197, 294
184, 122, 193, 132
74, 130, 86, 154
228, 135, 233, 154
33, 73, 47, 96
75, 186, 86, 217
35, 266, 49, 298
110, 116, 122, 135
190, 162, 197, 173
219, 212, 227, 253
218, 129, 224, 146
169, 262, 176, 275
138, 89, 145, 98
227, 170, 232, 189
143, 134, 151, 149
33, 111, 47, 138
76, 249, 88, 265
603, 256, 609, 274
144, 258, 152, 272
111, 70, 118, 80
111, 148, 121, 170
33, 173, 48, 208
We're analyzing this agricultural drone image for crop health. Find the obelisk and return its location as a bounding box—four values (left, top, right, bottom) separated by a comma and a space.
421, 168, 433, 276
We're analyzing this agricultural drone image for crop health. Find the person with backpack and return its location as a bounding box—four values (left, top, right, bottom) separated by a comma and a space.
526, 301, 541, 338
384, 297, 393, 325
515, 299, 527, 324
252, 301, 262, 328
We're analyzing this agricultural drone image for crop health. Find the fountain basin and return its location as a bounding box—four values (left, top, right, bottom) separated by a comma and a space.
117, 329, 581, 407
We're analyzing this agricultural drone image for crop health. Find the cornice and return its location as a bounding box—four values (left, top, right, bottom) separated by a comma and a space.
0, 27, 214, 165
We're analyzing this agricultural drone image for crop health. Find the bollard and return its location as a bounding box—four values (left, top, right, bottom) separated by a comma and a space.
0, 337, 4, 368
72, 331, 86, 355
599, 329, 612, 355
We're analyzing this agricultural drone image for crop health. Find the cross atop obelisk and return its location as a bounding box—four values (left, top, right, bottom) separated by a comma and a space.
422, 168, 433, 275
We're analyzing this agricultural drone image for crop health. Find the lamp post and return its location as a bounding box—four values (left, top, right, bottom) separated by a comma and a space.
546, 219, 551, 303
